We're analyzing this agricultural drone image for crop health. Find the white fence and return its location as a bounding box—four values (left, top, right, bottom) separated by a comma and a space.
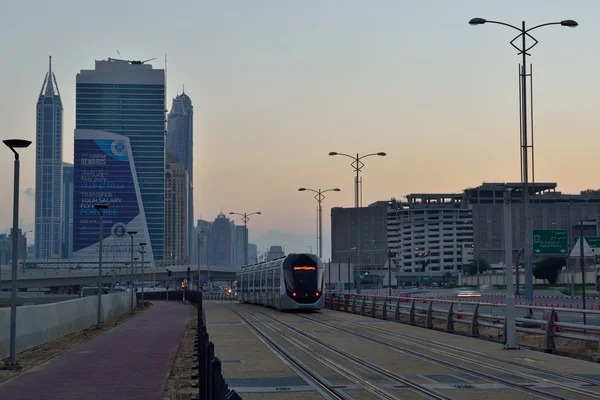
0, 292, 130, 360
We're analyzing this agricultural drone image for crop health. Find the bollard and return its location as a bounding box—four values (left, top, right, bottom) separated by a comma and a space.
206, 342, 215, 399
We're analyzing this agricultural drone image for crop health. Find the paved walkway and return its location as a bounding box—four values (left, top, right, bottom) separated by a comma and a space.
0, 301, 190, 400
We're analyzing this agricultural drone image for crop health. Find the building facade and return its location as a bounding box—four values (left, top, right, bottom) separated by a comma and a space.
267, 245, 285, 261
464, 182, 600, 264
166, 92, 194, 260
192, 219, 213, 266
331, 204, 388, 270
62, 163, 74, 259
248, 243, 257, 264
232, 225, 247, 268
164, 150, 188, 265
74, 58, 165, 261
211, 213, 233, 267
35, 56, 63, 260
385, 194, 473, 273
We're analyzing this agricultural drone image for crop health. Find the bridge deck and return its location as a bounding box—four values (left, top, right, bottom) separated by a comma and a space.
204, 300, 600, 399
0, 301, 189, 400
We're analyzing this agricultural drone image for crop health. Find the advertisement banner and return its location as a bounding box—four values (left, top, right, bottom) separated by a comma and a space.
72, 129, 152, 264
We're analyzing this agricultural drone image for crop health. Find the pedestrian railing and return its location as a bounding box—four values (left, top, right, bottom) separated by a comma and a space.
139, 290, 236, 302
191, 292, 242, 400
326, 293, 600, 359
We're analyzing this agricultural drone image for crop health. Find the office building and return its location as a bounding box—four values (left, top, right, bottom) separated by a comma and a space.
212, 213, 233, 267
232, 225, 247, 268
166, 91, 194, 260
165, 150, 188, 265
267, 245, 285, 261
385, 194, 472, 273
331, 204, 388, 270
35, 56, 63, 260
62, 163, 74, 258
72, 58, 165, 262
192, 219, 213, 266
248, 243, 257, 264
464, 182, 600, 264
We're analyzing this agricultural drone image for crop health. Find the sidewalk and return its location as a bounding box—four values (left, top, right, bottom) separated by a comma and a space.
0, 301, 190, 400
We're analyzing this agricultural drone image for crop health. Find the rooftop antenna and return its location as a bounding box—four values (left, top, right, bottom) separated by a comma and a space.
117, 50, 122, 59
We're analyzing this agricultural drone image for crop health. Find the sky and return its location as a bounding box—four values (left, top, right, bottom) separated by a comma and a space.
0, 1, 598, 260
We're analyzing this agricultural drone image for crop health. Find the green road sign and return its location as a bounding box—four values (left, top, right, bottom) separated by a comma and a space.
585, 237, 600, 249
420, 276, 432, 284
532, 229, 568, 255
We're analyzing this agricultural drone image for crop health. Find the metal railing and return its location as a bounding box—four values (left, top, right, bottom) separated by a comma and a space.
189, 291, 242, 400
326, 293, 600, 359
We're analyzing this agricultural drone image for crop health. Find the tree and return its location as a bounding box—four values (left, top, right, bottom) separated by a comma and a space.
533, 257, 565, 284
462, 257, 490, 276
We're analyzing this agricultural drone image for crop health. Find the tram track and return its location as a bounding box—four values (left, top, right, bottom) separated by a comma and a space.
233, 306, 453, 399
295, 311, 600, 400
312, 311, 600, 390
232, 307, 347, 399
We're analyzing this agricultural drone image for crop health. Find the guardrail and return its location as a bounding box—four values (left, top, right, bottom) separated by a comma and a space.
140, 291, 236, 302
326, 293, 600, 359
189, 292, 242, 400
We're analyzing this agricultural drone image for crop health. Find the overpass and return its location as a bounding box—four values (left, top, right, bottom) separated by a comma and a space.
0, 264, 239, 293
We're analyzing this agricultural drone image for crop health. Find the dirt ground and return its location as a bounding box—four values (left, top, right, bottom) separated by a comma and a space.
0, 301, 152, 384
163, 304, 198, 400
409, 313, 599, 362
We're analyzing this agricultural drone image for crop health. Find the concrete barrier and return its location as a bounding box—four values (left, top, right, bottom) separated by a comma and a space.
0, 293, 130, 360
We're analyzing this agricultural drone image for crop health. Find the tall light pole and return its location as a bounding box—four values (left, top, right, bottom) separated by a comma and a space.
127, 231, 136, 314
4, 139, 31, 368
139, 243, 146, 305
197, 233, 204, 291
468, 17, 578, 306
329, 151, 386, 294
95, 204, 109, 329
298, 188, 340, 260
229, 212, 262, 266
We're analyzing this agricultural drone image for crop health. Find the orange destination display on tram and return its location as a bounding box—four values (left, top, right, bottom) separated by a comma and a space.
293, 266, 316, 271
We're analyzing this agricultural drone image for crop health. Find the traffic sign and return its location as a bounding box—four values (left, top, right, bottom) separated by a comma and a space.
420, 276, 432, 284
585, 237, 600, 249
532, 229, 568, 255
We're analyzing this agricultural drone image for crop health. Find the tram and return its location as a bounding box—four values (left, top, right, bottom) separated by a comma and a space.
237, 253, 325, 310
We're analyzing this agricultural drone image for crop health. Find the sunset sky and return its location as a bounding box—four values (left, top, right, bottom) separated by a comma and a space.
0, 1, 597, 259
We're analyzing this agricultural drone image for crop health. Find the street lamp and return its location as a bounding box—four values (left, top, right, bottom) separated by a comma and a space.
298, 188, 341, 259
94, 204, 109, 329
229, 212, 262, 267
127, 231, 136, 314
328, 151, 386, 208
468, 17, 577, 305
139, 243, 146, 305
4, 139, 31, 368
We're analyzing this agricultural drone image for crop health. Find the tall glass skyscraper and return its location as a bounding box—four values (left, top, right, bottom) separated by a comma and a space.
166, 91, 194, 260
35, 56, 63, 260
74, 59, 166, 261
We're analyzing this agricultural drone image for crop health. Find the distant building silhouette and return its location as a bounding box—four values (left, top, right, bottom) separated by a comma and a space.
165, 150, 188, 265
212, 213, 233, 267
167, 91, 194, 261
35, 56, 63, 260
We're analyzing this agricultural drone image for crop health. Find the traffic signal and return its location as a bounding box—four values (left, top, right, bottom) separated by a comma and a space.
187, 266, 191, 280
181, 281, 185, 289
167, 269, 172, 277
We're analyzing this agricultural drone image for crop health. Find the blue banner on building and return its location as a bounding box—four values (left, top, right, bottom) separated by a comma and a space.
72, 129, 152, 263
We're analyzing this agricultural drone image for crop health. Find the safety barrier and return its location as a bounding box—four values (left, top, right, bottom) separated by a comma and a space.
190, 292, 242, 400
140, 290, 236, 302
326, 293, 600, 360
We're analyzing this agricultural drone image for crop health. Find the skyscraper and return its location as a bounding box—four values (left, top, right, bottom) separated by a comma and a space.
72, 58, 165, 262
212, 213, 232, 267
165, 150, 188, 265
35, 56, 63, 260
166, 91, 194, 261
232, 225, 247, 268
62, 163, 74, 258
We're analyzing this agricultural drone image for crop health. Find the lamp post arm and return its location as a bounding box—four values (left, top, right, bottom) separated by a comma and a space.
358, 153, 382, 161
331, 152, 355, 160
526, 21, 563, 33
484, 20, 523, 32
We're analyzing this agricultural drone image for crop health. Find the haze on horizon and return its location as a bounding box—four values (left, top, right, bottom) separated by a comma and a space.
0, 0, 598, 260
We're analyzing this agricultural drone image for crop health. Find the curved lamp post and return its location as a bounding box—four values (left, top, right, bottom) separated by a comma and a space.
94, 204, 109, 329
298, 188, 340, 259
4, 139, 31, 368
229, 212, 262, 267
469, 16, 577, 350
328, 151, 385, 208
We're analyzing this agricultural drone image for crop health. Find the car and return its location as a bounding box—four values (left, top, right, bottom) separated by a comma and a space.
456, 288, 481, 299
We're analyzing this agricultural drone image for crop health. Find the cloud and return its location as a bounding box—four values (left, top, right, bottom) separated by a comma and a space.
23, 188, 34, 199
